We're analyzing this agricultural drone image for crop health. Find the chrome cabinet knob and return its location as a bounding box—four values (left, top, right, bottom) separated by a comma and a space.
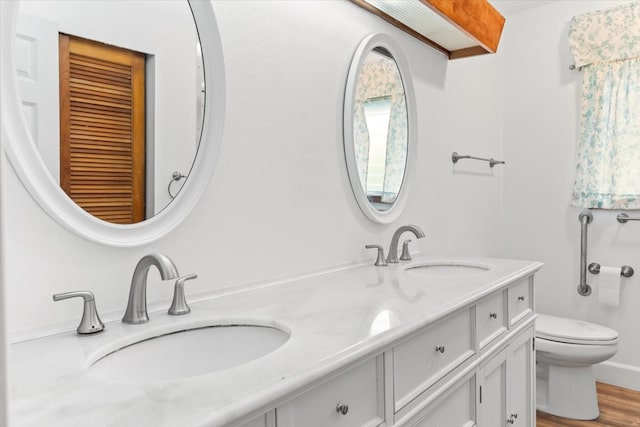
336, 403, 349, 415
53, 291, 104, 335
435, 345, 446, 353
169, 274, 198, 315
489, 312, 498, 319
517, 295, 525, 301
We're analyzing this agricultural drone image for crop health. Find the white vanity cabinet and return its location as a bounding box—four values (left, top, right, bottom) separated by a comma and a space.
235, 273, 537, 427
7, 256, 542, 427
477, 326, 535, 427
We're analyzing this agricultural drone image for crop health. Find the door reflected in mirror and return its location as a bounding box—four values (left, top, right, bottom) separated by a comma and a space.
15, 0, 204, 224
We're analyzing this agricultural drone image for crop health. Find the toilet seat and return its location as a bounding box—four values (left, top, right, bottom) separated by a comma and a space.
536, 314, 618, 345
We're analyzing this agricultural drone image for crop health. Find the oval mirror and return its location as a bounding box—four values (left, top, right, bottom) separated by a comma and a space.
1, 0, 225, 245
15, 0, 203, 223
344, 33, 415, 224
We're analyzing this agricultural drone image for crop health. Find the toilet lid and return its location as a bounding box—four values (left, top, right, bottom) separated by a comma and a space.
536, 314, 618, 344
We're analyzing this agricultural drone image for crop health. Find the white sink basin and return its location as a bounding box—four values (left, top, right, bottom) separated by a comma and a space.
89, 324, 290, 383
405, 262, 491, 276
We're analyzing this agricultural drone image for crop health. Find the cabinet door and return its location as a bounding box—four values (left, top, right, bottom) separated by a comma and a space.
478, 326, 535, 427
507, 327, 534, 427
477, 349, 507, 427
412, 374, 476, 427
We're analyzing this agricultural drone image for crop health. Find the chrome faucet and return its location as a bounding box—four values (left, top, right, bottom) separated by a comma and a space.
386, 224, 425, 263
122, 253, 180, 324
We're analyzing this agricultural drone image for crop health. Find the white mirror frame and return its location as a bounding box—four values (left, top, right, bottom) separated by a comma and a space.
343, 33, 416, 224
0, 0, 225, 247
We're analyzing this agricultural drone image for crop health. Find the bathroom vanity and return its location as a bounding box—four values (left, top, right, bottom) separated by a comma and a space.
9, 256, 541, 427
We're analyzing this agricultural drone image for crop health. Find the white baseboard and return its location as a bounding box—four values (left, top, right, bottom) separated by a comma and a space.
593, 361, 640, 391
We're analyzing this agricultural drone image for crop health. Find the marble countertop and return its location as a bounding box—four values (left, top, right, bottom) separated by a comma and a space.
9, 256, 542, 427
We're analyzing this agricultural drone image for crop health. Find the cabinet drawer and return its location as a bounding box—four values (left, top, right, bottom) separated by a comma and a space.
393, 308, 475, 411
276, 357, 384, 427
411, 375, 476, 427
476, 291, 507, 349
508, 278, 533, 326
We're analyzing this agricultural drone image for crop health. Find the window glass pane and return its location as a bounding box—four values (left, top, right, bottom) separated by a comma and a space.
363, 96, 392, 195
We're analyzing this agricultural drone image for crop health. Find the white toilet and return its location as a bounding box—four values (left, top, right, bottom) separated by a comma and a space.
535, 314, 618, 420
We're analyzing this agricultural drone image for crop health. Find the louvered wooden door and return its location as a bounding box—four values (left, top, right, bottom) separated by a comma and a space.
59, 34, 145, 224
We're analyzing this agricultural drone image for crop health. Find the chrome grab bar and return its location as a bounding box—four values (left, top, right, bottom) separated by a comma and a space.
617, 213, 640, 223
578, 210, 593, 296
451, 152, 505, 168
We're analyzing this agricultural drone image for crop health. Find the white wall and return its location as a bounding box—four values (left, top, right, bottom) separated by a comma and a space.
2, 0, 505, 343
0, 86, 8, 427
501, 0, 640, 389
17, 0, 200, 215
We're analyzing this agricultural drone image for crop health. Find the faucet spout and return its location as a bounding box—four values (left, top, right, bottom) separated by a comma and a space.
386, 224, 425, 263
122, 253, 179, 324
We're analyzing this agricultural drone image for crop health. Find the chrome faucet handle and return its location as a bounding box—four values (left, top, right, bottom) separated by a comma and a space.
365, 244, 387, 266
168, 274, 198, 315
400, 239, 412, 261
53, 291, 105, 335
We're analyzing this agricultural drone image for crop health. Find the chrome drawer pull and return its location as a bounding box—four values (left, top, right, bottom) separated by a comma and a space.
489, 312, 498, 319
435, 345, 446, 353
336, 403, 349, 415
517, 296, 525, 301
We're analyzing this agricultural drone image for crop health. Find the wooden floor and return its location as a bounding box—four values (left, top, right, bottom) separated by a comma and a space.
537, 382, 640, 427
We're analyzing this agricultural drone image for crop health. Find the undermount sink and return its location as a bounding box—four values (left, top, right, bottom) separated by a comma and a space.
89, 324, 290, 383
404, 262, 491, 276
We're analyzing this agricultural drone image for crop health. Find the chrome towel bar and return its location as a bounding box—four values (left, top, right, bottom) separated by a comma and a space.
617, 213, 640, 223
451, 152, 505, 168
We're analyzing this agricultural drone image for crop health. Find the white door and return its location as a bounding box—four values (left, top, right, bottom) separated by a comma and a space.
15, 12, 60, 181
478, 349, 507, 427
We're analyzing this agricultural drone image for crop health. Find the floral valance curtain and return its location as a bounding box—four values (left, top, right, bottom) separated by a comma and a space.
569, 2, 640, 209
354, 55, 407, 202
